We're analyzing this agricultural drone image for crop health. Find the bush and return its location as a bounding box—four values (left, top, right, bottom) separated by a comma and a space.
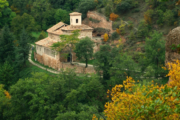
105, 6, 112, 18
163, 10, 175, 26
89, 17, 100, 23
111, 32, 119, 41
127, 21, 134, 29
128, 31, 136, 40
144, 9, 154, 24
116, 0, 132, 13
132, 8, 140, 13
119, 20, 126, 35
109, 13, 119, 21
94, 27, 110, 34
136, 20, 150, 38
155, 9, 164, 26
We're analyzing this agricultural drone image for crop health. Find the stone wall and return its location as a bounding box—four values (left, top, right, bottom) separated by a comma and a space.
79, 30, 92, 39
34, 52, 60, 70
83, 11, 113, 33
34, 52, 96, 74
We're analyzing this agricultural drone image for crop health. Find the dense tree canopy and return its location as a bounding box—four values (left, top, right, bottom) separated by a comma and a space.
0, 0, 9, 17
0, 25, 15, 64
11, 13, 40, 36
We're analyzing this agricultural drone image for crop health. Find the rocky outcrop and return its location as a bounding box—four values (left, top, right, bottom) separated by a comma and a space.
165, 27, 180, 67
165, 27, 180, 84
82, 11, 113, 34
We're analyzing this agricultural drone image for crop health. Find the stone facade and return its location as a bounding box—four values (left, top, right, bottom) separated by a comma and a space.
34, 52, 96, 74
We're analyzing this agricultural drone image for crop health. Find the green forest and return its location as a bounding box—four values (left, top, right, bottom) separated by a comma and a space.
1, 0, 180, 119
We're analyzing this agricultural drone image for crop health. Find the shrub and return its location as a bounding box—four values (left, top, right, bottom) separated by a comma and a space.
109, 13, 119, 21
144, 9, 154, 24
119, 20, 126, 35
155, 9, 164, 26
127, 21, 134, 29
94, 27, 110, 34
105, 6, 112, 18
116, 0, 132, 13
128, 31, 135, 40
116, 28, 120, 35
111, 32, 119, 41
103, 33, 109, 42
132, 8, 140, 13
136, 20, 149, 38
112, 22, 121, 30
163, 10, 175, 26
89, 17, 100, 23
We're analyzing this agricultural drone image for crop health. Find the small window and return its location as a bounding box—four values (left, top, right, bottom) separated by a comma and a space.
76, 19, 78, 23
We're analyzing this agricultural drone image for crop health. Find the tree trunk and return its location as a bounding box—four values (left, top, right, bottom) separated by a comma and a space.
85, 58, 88, 68
70, 46, 72, 65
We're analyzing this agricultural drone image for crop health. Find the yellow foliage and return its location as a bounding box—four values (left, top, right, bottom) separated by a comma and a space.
116, 38, 122, 48
174, 21, 178, 26
10, 5, 20, 14
119, 20, 126, 35
109, 13, 119, 21
176, 0, 180, 5
165, 60, 180, 89
116, 28, 120, 35
4, 90, 11, 99
94, 0, 98, 3
103, 33, 109, 42
144, 13, 152, 24
114, 0, 122, 4
93, 59, 180, 119
178, 10, 180, 16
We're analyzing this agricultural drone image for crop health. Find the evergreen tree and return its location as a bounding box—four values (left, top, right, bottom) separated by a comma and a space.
0, 25, 15, 64
15, 28, 31, 68
0, 61, 15, 90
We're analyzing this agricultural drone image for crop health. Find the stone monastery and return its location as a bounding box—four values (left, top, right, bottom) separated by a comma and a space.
34, 12, 100, 71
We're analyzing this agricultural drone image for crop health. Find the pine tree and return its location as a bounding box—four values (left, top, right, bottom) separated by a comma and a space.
0, 61, 15, 90
15, 28, 31, 68
0, 25, 15, 64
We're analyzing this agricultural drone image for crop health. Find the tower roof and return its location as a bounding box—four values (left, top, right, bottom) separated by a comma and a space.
69, 12, 82, 16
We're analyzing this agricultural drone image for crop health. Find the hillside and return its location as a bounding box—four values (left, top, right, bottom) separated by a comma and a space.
0, 0, 180, 119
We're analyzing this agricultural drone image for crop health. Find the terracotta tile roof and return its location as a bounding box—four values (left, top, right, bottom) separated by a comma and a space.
35, 37, 58, 48
51, 28, 64, 35
69, 12, 82, 16
47, 22, 65, 33
61, 24, 93, 31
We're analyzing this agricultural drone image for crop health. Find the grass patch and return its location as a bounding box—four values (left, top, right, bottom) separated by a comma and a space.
19, 61, 58, 79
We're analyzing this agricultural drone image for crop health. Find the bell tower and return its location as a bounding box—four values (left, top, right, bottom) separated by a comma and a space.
69, 12, 82, 26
